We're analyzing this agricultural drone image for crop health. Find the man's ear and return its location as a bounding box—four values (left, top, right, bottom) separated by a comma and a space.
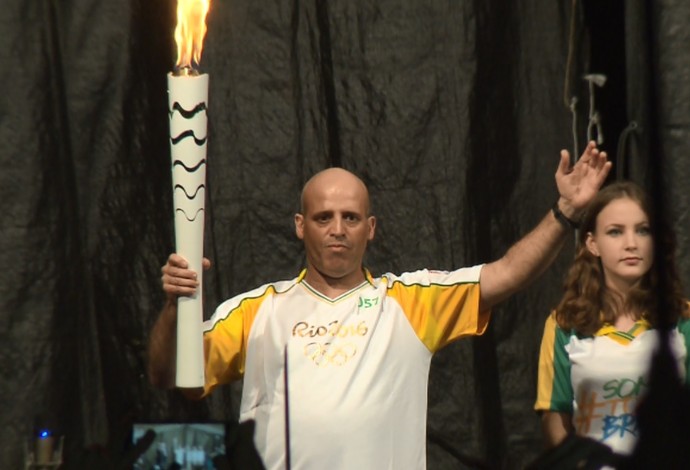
585, 232, 599, 257
295, 213, 304, 240
367, 216, 376, 241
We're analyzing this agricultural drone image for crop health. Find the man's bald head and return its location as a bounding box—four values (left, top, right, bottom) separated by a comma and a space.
300, 168, 371, 216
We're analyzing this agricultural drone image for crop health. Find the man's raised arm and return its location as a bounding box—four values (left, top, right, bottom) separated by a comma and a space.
478, 141, 611, 311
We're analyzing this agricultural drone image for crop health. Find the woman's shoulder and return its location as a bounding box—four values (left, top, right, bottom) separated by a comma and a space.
545, 310, 585, 340
682, 300, 690, 319
672, 301, 690, 338
678, 302, 690, 324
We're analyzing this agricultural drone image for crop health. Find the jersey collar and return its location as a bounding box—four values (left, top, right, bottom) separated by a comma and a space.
595, 318, 652, 345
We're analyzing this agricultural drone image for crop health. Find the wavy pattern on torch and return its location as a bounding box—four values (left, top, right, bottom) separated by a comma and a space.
174, 184, 205, 200
173, 159, 207, 172
175, 207, 205, 222
169, 101, 208, 119
171, 130, 207, 146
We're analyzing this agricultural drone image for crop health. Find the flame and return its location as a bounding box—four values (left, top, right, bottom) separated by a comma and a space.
174, 0, 210, 70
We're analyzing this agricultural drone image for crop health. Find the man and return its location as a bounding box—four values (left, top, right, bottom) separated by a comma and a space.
148, 142, 611, 469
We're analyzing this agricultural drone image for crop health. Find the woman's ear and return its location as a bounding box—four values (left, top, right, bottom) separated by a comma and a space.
585, 232, 599, 257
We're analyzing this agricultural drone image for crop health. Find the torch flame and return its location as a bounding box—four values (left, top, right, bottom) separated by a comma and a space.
174, 0, 210, 70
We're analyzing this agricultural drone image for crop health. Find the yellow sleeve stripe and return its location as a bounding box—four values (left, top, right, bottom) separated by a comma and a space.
388, 280, 487, 353
201, 285, 277, 396
535, 314, 558, 411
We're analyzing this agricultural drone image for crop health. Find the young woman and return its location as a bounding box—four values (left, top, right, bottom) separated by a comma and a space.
534, 181, 690, 456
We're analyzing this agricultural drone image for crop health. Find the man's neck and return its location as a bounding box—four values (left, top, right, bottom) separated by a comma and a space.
303, 269, 367, 300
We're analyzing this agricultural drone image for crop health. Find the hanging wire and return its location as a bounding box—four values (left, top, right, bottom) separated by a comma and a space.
569, 97, 579, 161
584, 73, 607, 145
563, 0, 580, 160
563, 1, 608, 157
563, 0, 581, 245
615, 121, 639, 180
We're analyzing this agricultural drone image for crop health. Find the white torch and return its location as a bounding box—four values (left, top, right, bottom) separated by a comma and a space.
168, 0, 210, 388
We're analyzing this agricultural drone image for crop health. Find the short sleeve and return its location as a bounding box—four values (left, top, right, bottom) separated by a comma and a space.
535, 313, 574, 413
677, 316, 690, 388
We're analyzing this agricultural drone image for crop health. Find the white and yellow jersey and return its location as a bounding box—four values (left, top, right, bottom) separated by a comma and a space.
201, 266, 487, 470
535, 313, 690, 455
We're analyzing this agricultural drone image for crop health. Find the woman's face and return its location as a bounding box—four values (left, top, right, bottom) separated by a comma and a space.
585, 197, 654, 294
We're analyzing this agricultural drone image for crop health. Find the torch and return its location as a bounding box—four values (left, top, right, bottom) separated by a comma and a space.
168, 0, 210, 388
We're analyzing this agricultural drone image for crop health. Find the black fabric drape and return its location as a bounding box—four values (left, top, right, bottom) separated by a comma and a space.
2, 1, 690, 469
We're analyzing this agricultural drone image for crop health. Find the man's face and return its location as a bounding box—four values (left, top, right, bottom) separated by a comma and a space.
295, 172, 376, 285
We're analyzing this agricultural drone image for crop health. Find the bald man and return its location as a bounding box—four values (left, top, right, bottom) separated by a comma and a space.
148, 142, 611, 470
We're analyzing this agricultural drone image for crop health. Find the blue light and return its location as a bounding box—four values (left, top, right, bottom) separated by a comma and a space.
39, 430, 50, 439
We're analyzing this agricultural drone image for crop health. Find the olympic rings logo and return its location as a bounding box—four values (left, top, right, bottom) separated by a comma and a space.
303, 342, 357, 367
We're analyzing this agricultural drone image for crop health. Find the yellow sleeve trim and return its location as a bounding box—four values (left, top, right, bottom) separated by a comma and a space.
535, 313, 558, 411
388, 279, 487, 352
201, 286, 276, 397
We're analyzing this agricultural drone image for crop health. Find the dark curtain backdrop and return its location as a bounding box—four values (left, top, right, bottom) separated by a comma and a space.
1, 0, 689, 469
